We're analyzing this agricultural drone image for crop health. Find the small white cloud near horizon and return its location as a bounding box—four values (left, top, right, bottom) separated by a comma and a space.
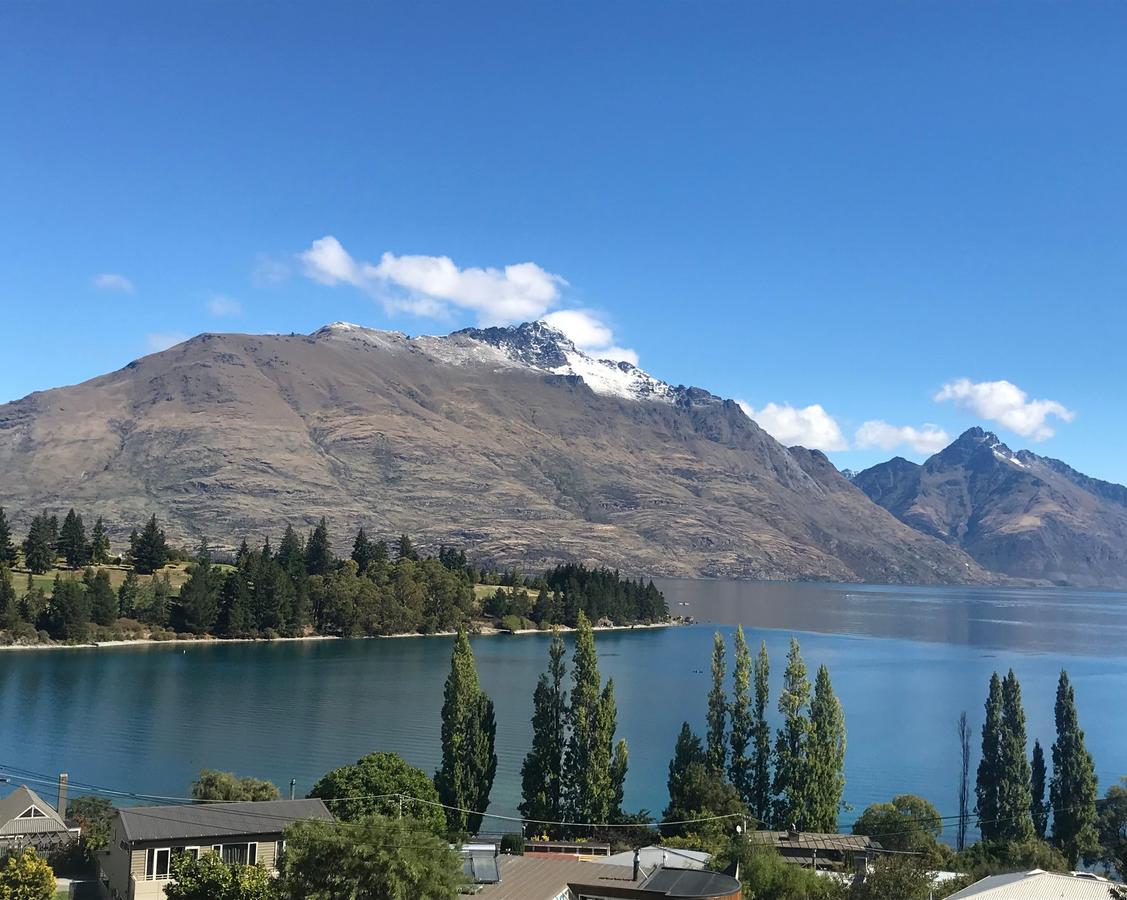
855, 420, 950, 455
298, 235, 567, 326
252, 254, 291, 288
935, 378, 1074, 441
207, 294, 243, 317
541, 309, 639, 365
737, 400, 849, 451
92, 273, 135, 293
145, 332, 188, 353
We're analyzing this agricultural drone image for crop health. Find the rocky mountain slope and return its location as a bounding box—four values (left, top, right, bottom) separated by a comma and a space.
852, 427, 1127, 588
0, 321, 988, 583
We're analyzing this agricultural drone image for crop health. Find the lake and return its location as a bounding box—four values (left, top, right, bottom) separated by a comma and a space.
1, 580, 1124, 841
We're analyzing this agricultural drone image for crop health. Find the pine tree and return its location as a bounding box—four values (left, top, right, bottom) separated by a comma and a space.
351, 528, 376, 572
0, 507, 17, 567
304, 518, 333, 576
773, 637, 810, 830
806, 664, 846, 832
372, 539, 390, 568
216, 571, 252, 637
179, 543, 222, 634
729, 627, 753, 805
434, 631, 497, 836
750, 640, 772, 827
90, 517, 111, 565
43, 576, 91, 641
58, 509, 89, 569
666, 722, 707, 822
1050, 670, 1099, 866
22, 514, 55, 574
117, 570, 140, 619
976, 672, 1004, 841
131, 515, 169, 574
396, 534, 417, 562
1031, 739, 1048, 840
276, 525, 306, 578
87, 569, 117, 626
519, 630, 568, 831
996, 669, 1034, 842
706, 631, 727, 776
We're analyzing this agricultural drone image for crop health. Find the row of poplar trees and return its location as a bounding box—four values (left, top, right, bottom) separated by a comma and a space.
974, 668, 1099, 867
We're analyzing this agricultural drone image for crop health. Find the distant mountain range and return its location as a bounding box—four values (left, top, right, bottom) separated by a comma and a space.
850, 427, 1127, 589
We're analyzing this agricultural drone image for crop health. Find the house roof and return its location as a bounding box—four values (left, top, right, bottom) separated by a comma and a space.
472, 855, 644, 900
637, 866, 743, 897
117, 799, 333, 843
0, 786, 71, 836
602, 846, 711, 870
944, 869, 1120, 900
748, 830, 881, 853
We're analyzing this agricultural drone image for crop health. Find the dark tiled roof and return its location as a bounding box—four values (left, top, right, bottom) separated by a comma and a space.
748, 831, 881, 853
639, 866, 743, 897
118, 799, 333, 843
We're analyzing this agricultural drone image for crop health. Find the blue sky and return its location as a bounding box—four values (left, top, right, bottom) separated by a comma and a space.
2, 2, 1125, 480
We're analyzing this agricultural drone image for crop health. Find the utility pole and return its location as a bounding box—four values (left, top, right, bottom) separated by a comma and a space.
289, 779, 296, 801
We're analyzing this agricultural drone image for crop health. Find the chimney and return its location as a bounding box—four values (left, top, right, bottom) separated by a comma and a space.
57, 773, 68, 815
632, 848, 641, 882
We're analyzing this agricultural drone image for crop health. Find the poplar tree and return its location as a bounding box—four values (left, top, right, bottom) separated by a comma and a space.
90, 517, 111, 565
976, 672, 1004, 841
58, 509, 89, 569
806, 664, 846, 832
997, 669, 1033, 842
520, 630, 568, 831
0, 507, 16, 567
705, 631, 727, 776
434, 631, 497, 837
1031, 739, 1048, 840
773, 637, 810, 829
729, 627, 752, 804
1050, 670, 1099, 866
750, 640, 772, 826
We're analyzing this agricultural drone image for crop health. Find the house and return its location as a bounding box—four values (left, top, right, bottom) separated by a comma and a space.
601, 846, 711, 871
746, 829, 881, 871
97, 798, 333, 900
944, 869, 1124, 899
0, 784, 80, 852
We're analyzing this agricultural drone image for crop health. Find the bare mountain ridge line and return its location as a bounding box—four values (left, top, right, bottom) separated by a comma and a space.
1, 321, 987, 584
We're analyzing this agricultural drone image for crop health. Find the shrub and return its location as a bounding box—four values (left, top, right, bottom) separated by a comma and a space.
500, 833, 524, 855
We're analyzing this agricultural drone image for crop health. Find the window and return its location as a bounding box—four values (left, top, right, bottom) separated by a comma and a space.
17, 807, 46, 818
218, 843, 256, 866
145, 847, 172, 880
173, 847, 200, 862
274, 840, 286, 869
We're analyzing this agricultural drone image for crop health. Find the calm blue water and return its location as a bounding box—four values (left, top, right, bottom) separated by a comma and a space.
1, 581, 1124, 840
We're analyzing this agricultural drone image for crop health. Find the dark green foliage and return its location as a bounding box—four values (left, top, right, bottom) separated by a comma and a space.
165, 852, 276, 900
90, 517, 111, 565
434, 631, 497, 836
996, 669, 1033, 842
663, 723, 745, 842
750, 640, 772, 826
351, 528, 376, 572
1098, 778, 1127, 881
806, 664, 846, 832
976, 672, 1004, 841
0, 507, 16, 567
728, 627, 752, 807
396, 533, 417, 561
86, 568, 117, 626
134, 573, 172, 627
852, 795, 952, 868
131, 515, 169, 574
0, 566, 18, 629
955, 836, 1068, 879
713, 838, 847, 900
1049, 670, 1099, 866
519, 631, 568, 832
304, 518, 333, 576
275, 526, 305, 579
177, 543, 223, 634
40, 575, 91, 641
706, 631, 727, 777
191, 770, 281, 802
773, 637, 810, 830
852, 854, 934, 900
1031, 739, 1048, 840
438, 545, 467, 572
309, 751, 447, 836
66, 795, 115, 853
22, 512, 55, 574
58, 508, 89, 569
277, 815, 462, 900
216, 570, 253, 637
539, 564, 667, 624
117, 570, 140, 618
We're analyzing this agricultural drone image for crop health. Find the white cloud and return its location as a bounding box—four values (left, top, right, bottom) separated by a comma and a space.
737, 401, 849, 451
298, 235, 567, 326
542, 309, 639, 365
92, 273, 135, 293
855, 420, 950, 455
145, 332, 188, 353
207, 294, 243, 317
934, 378, 1074, 441
252, 254, 291, 287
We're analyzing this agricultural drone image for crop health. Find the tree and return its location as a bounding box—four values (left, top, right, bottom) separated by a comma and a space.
87, 568, 118, 626
750, 640, 772, 827
976, 672, 1004, 841
996, 669, 1033, 842
277, 815, 461, 900
1031, 739, 1048, 840
1098, 778, 1127, 881
58, 508, 89, 569
351, 528, 376, 573
0, 507, 17, 567
853, 795, 950, 867
705, 631, 727, 777
806, 664, 845, 832
179, 543, 223, 634
41, 576, 90, 641
957, 711, 971, 851
305, 518, 333, 576
1049, 670, 1099, 866
434, 631, 497, 836
519, 630, 568, 831
90, 517, 111, 564
396, 534, 417, 562
117, 570, 140, 618
67, 795, 115, 854
852, 854, 933, 900
0, 848, 55, 900
191, 770, 281, 802
729, 627, 752, 807
216, 571, 252, 637
0, 566, 17, 629
309, 752, 446, 836
131, 515, 169, 574
773, 637, 810, 829
664, 723, 746, 842
165, 852, 277, 900
22, 513, 54, 574
713, 839, 845, 900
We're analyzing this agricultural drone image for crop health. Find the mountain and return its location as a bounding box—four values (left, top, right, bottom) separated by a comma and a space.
853, 427, 1127, 588
0, 321, 988, 584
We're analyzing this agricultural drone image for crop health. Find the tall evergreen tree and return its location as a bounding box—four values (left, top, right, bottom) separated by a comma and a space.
976, 672, 1004, 841
179, 543, 222, 634
519, 630, 568, 831
806, 664, 846, 832
22, 514, 55, 574
773, 637, 811, 829
396, 534, 418, 562
86, 569, 117, 626
304, 518, 333, 576
434, 631, 497, 836
90, 517, 111, 565
1049, 670, 1099, 866
666, 722, 707, 822
1031, 739, 1048, 840
372, 539, 391, 568
131, 515, 169, 574
0, 507, 16, 567
42, 576, 91, 641
996, 669, 1034, 842
276, 526, 306, 578
705, 631, 727, 776
58, 509, 89, 569
216, 570, 252, 637
729, 626, 753, 805
117, 570, 140, 618
351, 528, 376, 573
750, 640, 772, 827
0, 565, 18, 628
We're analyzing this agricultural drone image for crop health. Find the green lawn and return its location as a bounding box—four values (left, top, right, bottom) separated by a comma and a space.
13, 562, 193, 595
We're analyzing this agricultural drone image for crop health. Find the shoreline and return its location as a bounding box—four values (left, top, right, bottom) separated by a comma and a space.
0, 620, 681, 653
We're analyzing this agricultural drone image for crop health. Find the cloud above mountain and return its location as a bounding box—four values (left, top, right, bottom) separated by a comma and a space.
738, 401, 849, 451
855, 420, 950, 454
541, 309, 638, 364
935, 378, 1074, 441
92, 272, 135, 293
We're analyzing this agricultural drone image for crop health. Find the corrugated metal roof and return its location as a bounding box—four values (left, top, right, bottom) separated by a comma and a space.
117, 799, 333, 843
473, 855, 643, 900
945, 869, 1119, 899
0, 786, 70, 836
